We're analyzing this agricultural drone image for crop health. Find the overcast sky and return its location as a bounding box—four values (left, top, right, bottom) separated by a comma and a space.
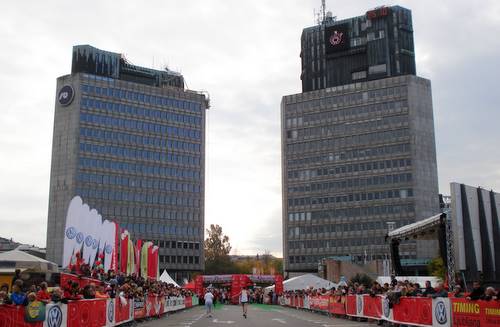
1, 0, 499, 257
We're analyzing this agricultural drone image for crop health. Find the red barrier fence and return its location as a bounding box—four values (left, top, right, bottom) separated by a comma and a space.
0, 295, 196, 327
282, 294, 500, 327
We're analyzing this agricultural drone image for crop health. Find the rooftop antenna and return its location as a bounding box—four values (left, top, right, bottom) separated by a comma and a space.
321, 0, 326, 22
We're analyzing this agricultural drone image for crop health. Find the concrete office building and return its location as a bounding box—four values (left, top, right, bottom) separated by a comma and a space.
47, 45, 208, 282
282, 6, 439, 275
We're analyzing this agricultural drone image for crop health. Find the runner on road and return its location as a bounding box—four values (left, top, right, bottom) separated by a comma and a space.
204, 288, 214, 318
239, 287, 249, 318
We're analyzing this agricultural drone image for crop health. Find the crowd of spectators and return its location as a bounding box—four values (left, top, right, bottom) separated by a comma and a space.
0, 268, 192, 307
283, 278, 500, 304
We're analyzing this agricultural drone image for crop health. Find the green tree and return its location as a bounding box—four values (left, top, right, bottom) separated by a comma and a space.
428, 257, 446, 281
350, 273, 373, 287
204, 224, 236, 274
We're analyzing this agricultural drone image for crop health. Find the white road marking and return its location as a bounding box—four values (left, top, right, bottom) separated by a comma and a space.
272, 318, 287, 324
212, 318, 235, 324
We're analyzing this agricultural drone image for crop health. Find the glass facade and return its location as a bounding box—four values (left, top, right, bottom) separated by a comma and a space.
47, 47, 208, 283
282, 75, 438, 273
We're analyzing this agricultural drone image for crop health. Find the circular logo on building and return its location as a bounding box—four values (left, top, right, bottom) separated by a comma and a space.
435, 300, 447, 324
329, 30, 344, 46
105, 244, 113, 254
92, 239, 98, 249
65, 227, 76, 239
58, 85, 74, 106
47, 305, 63, 327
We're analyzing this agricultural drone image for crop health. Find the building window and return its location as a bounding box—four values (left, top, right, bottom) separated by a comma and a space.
369, 64, 387, 75
352, 71, 367, 80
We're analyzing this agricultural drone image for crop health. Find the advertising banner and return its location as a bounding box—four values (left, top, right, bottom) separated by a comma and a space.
66, 299, 106, 327
62, 196, 116, 271
392, 297, 433, 326
451, 298, 500, 327
114, 297, 133, 324
363, 295, 383, 319
346, 295, 357, 316
329, 296, 346, 315
432, 298, 451, 327
44, 303, 68, 327
106, 299, 115, 327
25, 301, 46, 322
0, 304, 43, 327
133, 297, 146, 320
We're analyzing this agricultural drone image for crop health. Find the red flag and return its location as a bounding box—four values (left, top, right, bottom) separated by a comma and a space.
111, 222, 120, 272
135, 239, 142, 275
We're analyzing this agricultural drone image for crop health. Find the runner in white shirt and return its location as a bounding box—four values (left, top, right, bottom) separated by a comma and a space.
239, 287, 249, 318
204, 289, 214, 317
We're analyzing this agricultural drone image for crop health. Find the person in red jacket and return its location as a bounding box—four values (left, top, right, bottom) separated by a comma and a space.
36, 282, 51, 303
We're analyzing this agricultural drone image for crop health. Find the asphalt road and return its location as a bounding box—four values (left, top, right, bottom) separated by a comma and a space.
139, 304, 371, 327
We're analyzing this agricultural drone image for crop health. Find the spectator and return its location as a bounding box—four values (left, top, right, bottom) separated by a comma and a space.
467, 281, 484, 301
95, 284, 109, 299
483, 287, 497, 301
422, 280, 436, 297
107, 279, 118, 298
452, 286, 464, 298
10, 283, 27, 305
51, 288, 63, 303
82, 284, 96, 299
430, 282, 448, 298
0, 290, 12, 304
36, 282, 51, 303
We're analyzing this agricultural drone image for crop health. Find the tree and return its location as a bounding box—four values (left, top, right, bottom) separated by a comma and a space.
428, 257, 446, 281
350, 273, 373, 287
204, 224, 235, 274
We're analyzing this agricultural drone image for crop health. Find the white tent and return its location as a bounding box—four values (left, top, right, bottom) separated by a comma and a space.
0, 250, 58, 273
159, 270, 180, 287
266, 274, 337, 292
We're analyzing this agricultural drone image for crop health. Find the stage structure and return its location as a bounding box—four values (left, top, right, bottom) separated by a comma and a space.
387, 182, 500, 289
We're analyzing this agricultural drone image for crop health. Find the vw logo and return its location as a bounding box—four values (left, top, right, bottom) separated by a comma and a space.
92, 239, 98, 249
47, 306, 63, 327
435, 301, 447, 324
105, 244, 113, 254
65, 227, 76, 239
383, 297, 390, 317
58, 85, 74, 106
357, 296, 363, 314
85, 236, 93, 247
108, 300, 114, 322
76, 232, 84, 244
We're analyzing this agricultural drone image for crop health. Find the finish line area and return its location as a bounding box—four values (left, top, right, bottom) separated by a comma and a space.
141, 303, 369, 327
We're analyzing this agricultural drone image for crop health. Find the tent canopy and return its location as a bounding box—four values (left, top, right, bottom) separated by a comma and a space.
387, 213, 444, 240
0, 250, 58, 273
159, 270, 179, 287
267, 274, 337, 292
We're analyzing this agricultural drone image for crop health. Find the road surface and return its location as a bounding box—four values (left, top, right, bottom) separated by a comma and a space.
140, 303, 371, 327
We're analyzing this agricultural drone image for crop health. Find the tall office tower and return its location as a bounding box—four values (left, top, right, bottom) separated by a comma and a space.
47, 45, 208, 281
282, 6, 439, 275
